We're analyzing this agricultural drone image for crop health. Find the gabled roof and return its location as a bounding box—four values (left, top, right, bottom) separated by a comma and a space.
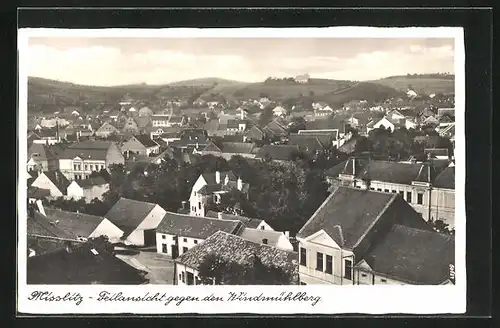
61, 140, 113, 160
325, 160, 348, 178
361, 224, 454, 284
133, 134, 159, 148
205, 211, 265, 229
297, 187, 399, 248
263, 120, 288, 137
226, 119, 243, 129
255, 145, 300, 161
219, 142, 255, 154
28, 211, 76, 239
288, 134, 325, 153
156, 212, 243, 239
27, 238, 148, 284
305, 117, 347, 133
202, 141, 222, 152
175, 231, 298, 280
28, 143, 56, 161
43, 170, 71, 193
104, 198, 158, 237
43, 208, 112, 238
75, 176, 108, 188
28, 186, 51, 199
433, 166, 455, 189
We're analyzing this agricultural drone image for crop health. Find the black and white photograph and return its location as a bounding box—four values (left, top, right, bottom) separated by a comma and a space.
17, 27, 466, 314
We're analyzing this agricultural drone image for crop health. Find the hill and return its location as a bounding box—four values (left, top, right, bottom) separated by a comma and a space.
167, 77, 249, 87
369, 74, 455, 95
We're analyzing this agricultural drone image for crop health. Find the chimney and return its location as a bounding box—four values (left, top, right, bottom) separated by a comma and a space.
352, 157, 356, 176
215, 171, 221, 184
217, 212, 223, 220
181, 201, 187, 210
240, 110, 244, 120
237, 177, 243, 191
35, 199, 46, 216
262, 238, 268, 245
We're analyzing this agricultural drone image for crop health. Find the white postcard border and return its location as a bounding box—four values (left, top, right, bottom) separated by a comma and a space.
17, 26, 466, 315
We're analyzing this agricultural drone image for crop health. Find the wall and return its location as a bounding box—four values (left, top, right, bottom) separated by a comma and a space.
89, 219, 124, 244
297, 235, 355, 285
189, 176, 208, 216
121, 138, 147, 156
83, 183, 110, 202
59, 159, 74, 180
276, 235, 294, 251
31, 174, 63, 198
66, 182, 84, 200
429, 188, 455, 228
175, 263, 204, 286
354, 269, 407, 285
107, 142, 126, 166
156, 233, 203, 257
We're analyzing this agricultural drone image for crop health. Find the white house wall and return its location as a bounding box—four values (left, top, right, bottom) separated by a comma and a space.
89, 218, 124, 244
31, 174, 63, 198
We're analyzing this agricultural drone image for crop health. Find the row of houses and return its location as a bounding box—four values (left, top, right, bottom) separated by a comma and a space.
27, 181, 455, 286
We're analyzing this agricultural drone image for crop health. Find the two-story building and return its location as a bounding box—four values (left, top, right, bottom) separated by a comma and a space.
189, 171, 249, 217
121, 134, 160, 157
155, 211, 244, 258
66, 176, 110, 202
297, 186, 455, 285
174, 230, 298, 285
325, 158, 454, 225
58, 140, 125, 181
30, 170, 71, 199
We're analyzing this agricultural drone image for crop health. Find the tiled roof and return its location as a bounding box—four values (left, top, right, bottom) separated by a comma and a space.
28, 211, 76, 239
198, 184, 224, 195
104, 198, 157, 237
133, 134, 159, 148
433, 166, 455, 189
288, 134, 325, 153
255, 145, 301, 161
27, 238, 148, 284
175, 231, 298, 280
61, 140, 113, 160
238, 227, 284, 247
305, 117, 346, 133
297, 187, 398, 249
76, 176, 108, 188
220, 142, 255, 154
205, 211, 264, 229
156, 212, 243, 239
43, 208, 110, 238
44, 170, 71, 193
28, 143, 55, 161
361, 224, 454, 284
325, 160, 348, 178
263, 121, 288, 137
357, 160, 442, 185
27, 186, 51, 199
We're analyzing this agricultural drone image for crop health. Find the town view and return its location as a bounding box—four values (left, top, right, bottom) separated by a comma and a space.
25, 37, 456, 286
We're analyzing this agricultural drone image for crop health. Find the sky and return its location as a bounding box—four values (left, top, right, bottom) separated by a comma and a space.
26, 37, 455, 86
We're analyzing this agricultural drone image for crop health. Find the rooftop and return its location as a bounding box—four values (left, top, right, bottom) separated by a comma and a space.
104, 198, 158, 237
156, 212, 243, 239
175, 231, 298, 281
361, 224, 455, 284
43, 208, 113, 239
205, 211, 264, 229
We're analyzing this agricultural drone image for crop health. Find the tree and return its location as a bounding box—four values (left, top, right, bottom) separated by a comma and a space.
197, 253, 292, 285
258, 106, 274, 128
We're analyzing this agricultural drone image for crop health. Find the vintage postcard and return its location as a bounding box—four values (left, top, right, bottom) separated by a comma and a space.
17, 27, 465, 314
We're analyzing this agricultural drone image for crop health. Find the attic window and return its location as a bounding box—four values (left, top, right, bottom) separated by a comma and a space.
90, 248, 99, 255
380, 278, 387, 283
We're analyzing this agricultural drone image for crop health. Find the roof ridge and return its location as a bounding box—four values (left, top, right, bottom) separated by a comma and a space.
297, 188, 341, 237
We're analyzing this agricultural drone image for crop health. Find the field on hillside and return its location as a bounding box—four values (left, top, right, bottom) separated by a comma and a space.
372, 77, 455, 95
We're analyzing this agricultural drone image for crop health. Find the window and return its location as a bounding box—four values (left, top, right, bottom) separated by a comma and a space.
344, 259, 353, 280
198, 202, 201, 210
194, 240, 198, 244
261, 225, 265, 230
84, 164, 88, 170
73, 164, 78, 171
182, 247, 188, 253
162, 244, 168, 253
377, 188, 382, 192
193, 191, 196, 196
181, 272, 185, 283
384, 189, 389, 193
406, 191, 412, 203
380, 278, 387, 283
316, 252, 324, 271
370, 187, 375, 190
300, 282, 307, 285
417, 193, 423, 205
325, 255, 333, 274
300, 247, 307, 266
361, 273, 367, 278
183, 238, 187, 242
392, 190, 396, 193
399, 191, 404, 198
162, 235, 166, 239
